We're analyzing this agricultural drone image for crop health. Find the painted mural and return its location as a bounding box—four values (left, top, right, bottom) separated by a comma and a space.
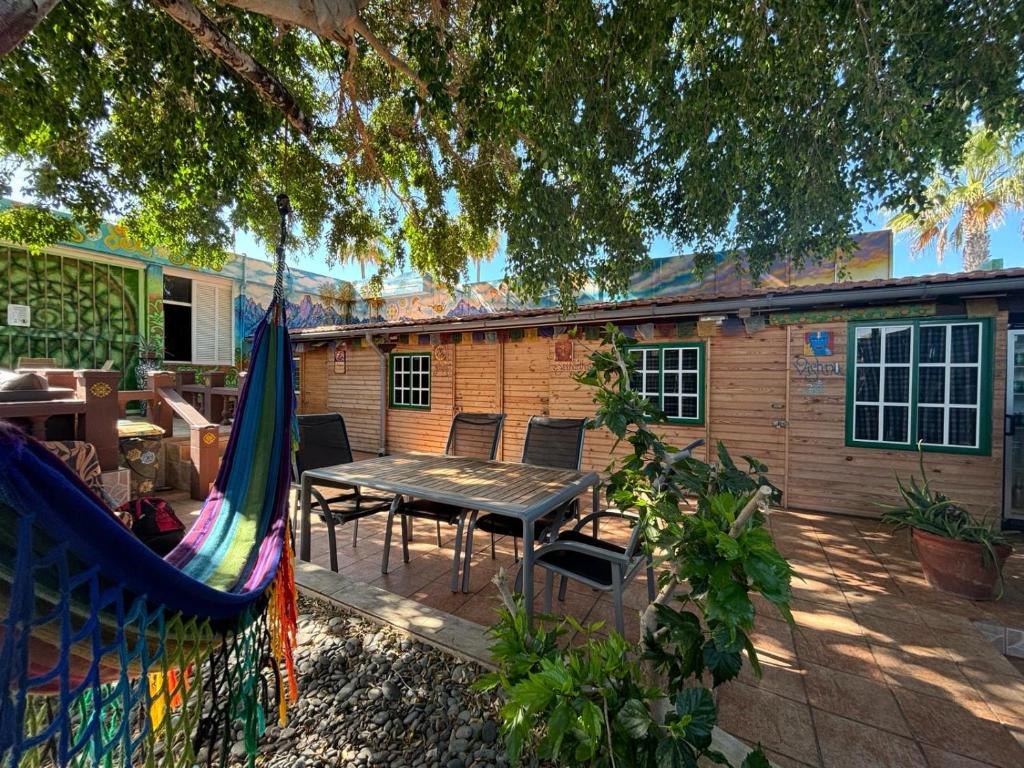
1, 198, 893, 372
0, 246, 141, 388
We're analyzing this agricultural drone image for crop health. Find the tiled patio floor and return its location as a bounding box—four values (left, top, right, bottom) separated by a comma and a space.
177, 495, 1024, 767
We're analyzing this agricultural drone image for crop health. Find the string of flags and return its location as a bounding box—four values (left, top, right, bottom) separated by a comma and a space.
334, 317, 760, 348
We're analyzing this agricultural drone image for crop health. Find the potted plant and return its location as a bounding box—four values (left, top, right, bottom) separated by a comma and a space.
881, 446, 1012, 600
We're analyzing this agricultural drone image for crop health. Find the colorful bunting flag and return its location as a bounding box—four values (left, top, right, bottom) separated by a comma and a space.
743, 315, 766, 334
472, 330, 486, 343
637, 323, 655, 340
430, 333, 441, 345
538, 326, 555, 338
619, 325, 637, 340
676, 320, 698, 338
397, 333, 410, 344
485, 331, 498, 344
720, 317, 745, 337
655, 323, 675, 338
584, 325, 602, 340
418, 334, 431, 346
510, 328, 525, 341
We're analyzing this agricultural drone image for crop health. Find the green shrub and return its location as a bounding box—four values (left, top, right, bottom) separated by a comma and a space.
477, 325, 791, 768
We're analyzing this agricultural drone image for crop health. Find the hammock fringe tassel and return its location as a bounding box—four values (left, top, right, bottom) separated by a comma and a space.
1, 515, 299, 767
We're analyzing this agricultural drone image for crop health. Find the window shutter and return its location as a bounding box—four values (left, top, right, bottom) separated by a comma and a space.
193, 282, 218, 363
215, 283, 234, 364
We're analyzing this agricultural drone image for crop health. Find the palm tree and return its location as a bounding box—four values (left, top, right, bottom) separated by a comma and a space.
318, 280, 358, 323
337, 237, 388, 279
468, 230, 501, 283
889, 127, 1024, 271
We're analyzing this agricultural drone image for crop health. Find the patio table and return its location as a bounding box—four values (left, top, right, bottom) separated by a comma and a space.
298, 451, 600, 621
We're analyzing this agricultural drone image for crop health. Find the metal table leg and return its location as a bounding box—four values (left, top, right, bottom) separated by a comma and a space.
522, 517, 536, 622
299, 474, 312, 562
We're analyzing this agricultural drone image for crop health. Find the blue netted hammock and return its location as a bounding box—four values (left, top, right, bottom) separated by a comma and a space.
0, 254, 299, 767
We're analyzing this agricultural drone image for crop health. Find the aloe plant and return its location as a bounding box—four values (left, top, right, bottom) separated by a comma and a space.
880, 443, 1008, 554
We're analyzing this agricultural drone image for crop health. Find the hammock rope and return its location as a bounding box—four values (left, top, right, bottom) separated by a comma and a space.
0, 197, 300, 767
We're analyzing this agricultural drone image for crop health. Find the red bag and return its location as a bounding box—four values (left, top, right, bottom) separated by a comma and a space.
117, 497, 186, 555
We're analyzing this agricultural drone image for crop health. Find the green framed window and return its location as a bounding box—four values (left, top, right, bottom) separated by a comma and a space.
389, 352, 431, 409
628, 343, 705, 424
845, 318, 993, 455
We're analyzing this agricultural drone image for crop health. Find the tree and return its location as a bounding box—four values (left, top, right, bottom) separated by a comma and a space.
889, 127, 1024, 272
318, 278, 358, 322
337, 236, 388, 280
1, 1, 1022, 306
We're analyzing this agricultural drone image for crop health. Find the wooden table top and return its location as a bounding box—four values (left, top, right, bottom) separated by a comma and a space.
302, 452, 599, 521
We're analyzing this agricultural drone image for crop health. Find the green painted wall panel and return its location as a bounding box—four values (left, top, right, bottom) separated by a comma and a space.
0, 247, 141, 388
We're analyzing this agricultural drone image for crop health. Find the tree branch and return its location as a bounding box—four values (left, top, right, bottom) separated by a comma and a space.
151, 0, 315, 137
0, 0, 62, 56
350, 16, 429, 97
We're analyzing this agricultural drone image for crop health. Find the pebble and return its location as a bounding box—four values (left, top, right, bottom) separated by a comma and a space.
228, 596, 502, 768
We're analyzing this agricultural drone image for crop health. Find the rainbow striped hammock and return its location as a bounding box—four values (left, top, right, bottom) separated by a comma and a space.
0, 299, 299, 768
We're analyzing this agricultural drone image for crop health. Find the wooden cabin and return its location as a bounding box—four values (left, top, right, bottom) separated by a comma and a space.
292, 269, 1024, 528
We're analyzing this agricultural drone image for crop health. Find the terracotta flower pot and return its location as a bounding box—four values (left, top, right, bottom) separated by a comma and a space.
911, 528, 1012, 601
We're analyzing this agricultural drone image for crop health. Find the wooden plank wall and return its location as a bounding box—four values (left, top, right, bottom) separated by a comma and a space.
304, 311, 1007, 519
322, 344, 385, 454
785, 313, 1006, 519
706, 329, 788, 490
298, 346, 329, 414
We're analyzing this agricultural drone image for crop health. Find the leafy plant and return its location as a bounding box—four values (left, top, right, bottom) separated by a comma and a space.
880, 443, 1008, 553
479, 324, 792, 767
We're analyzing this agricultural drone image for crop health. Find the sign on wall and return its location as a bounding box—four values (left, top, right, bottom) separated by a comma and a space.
333, 344, 346, 374
6, 304, 30, 327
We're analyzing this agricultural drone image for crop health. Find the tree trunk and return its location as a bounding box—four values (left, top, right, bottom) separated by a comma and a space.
0, 0, 62, 56
218, 0, 364, 43
962, 226, 990, 272
152, 0, 314, 136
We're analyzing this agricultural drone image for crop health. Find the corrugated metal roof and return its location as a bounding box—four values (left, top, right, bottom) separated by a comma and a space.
290, 267, 1024, 339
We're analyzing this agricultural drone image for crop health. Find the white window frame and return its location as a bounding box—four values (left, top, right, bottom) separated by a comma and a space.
390, 352, 431, 409
162, 269, 235, 366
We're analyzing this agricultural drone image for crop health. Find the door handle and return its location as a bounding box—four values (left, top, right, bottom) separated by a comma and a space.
1007, 414, 1016, 436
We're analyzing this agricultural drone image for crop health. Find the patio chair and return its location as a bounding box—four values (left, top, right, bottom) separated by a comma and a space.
515, 437, 706, 633
296, 413, 393, 572
383, 412, 505, 591
519, 508, 653, 635
461, 416, 587, 591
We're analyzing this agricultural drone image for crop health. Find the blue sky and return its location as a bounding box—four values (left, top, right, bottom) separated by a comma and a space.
238, 208, 1024, 287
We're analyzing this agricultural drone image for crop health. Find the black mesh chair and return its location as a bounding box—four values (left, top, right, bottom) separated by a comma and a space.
520, 508, 653, 635
460, 416, 587, 591
296, 413, 393, 572
517, 438, 705, 632
382, 412, 505, 592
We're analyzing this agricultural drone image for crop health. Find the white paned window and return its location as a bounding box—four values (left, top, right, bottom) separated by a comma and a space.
916, 323, 982, 449
163, 274, 234, 365
629, 344, 704, 424
852, 325, 913, 444
629, 348, 660, 404
848, 320, 988, 453
391, 353, 431, 408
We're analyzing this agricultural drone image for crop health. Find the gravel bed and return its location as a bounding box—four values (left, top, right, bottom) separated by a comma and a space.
230, 596, 506, 768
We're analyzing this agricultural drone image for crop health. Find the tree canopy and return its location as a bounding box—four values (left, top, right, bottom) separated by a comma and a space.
889, 126, 1024, 271
1, 0, 1022, 305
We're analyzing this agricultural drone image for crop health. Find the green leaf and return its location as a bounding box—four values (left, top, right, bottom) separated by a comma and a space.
617, 698, 654, 739
703, 636, 744, 686
656, 737, 698, 768
741, 748, 773, 768
674, 687, 717, 749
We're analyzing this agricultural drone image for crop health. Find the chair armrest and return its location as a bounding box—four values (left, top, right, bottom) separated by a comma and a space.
533, 538, 631, 566
572, 508, 639, 532
666, 438, 705, 464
